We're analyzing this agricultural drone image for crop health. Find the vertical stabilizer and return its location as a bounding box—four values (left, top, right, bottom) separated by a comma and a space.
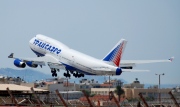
103, 39, 127, 67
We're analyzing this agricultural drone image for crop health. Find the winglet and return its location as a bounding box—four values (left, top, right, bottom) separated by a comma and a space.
8, 53, 14, 58
169, 57, 174, 62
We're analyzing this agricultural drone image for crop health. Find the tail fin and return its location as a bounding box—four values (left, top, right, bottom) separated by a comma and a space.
103, 39, 127, 67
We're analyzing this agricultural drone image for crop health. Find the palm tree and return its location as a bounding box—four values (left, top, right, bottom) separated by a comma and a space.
114, 85, 125, 102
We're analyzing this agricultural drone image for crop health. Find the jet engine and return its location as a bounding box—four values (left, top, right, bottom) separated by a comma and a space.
116, 68, 122, 75
14, 59, 26, 68
26, 61, 38, 68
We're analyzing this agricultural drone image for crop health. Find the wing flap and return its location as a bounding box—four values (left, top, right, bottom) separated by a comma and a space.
31, 61, 46, 66
47, 62, 65, 69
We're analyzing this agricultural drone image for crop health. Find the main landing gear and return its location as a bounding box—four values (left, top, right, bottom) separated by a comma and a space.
73, 71, 84, 78
51, 68, 57, 77
63, 69, 84, 78
64, 73, 71, 78
64, 69, 71, 78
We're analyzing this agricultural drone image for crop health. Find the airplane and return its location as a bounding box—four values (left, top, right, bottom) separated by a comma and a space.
8, 34, 174, 78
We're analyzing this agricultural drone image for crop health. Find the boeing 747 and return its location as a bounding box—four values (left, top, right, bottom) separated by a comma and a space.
8, 34, 174, 78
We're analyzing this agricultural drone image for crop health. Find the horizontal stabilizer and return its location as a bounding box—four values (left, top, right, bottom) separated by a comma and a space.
122, 69, 150, 72
32, 61, 46, 66
121, 56, 174, 65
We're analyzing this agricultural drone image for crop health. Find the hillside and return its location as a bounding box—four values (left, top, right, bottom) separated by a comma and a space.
0, 68, 51, 82
0, 68, 127, 84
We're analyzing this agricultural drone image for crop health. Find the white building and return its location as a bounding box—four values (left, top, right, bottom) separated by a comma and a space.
21, 77, 77, 92
103, 79, 123, 88
59, 91, 83, 100
91, 88, 116, 95
172, 86, 180, 98
79, 79, 100, 91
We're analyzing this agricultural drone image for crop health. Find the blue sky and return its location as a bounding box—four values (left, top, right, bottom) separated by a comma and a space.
0, 0, 179, 84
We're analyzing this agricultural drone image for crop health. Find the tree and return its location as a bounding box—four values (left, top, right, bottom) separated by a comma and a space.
114, 85, 125, 102
83, 90, 91, 97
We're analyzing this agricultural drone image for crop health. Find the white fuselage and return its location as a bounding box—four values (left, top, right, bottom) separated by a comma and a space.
29, 34, 119, 75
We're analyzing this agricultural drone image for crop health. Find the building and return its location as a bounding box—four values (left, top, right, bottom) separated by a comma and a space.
0, 84, 49, 101
0, 75, 25, 85
121, 78, 172, 99
91, 78, 172, 100
172, 86, 180, 99
91, 79, 124, 96
79, 79, 100, 91
21, 77, 77, 92
91, 88, 116, 95
103, 79, 123, 88
60, 91, 83, 100
123, 78, 144, 88
123, 88, 171, 99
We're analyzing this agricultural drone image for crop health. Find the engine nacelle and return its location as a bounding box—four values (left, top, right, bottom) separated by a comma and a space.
14, 59, 26, 68
26, 61, 38, 68
116, 68, 122, 75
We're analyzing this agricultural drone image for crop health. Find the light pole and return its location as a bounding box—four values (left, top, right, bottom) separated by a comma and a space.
155, 73, 164, 104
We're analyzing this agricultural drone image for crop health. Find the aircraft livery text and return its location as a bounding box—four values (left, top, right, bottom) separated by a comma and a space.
33, 39, 61, 54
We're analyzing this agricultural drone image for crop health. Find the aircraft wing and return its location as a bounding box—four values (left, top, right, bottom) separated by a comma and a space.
8, 53, 64, 69
120, 57, 174, 67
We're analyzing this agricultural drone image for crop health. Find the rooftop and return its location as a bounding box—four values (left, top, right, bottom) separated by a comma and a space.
0, 84, 48, 92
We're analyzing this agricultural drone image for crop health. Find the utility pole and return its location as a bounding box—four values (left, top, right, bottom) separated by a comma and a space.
117, 80, 124, 102
109, 76, 111, 100
155, 73, 164, 104
66, 78, 68, 101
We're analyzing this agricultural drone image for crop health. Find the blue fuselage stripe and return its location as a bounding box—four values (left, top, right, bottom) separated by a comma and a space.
61, 62, 96, 75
